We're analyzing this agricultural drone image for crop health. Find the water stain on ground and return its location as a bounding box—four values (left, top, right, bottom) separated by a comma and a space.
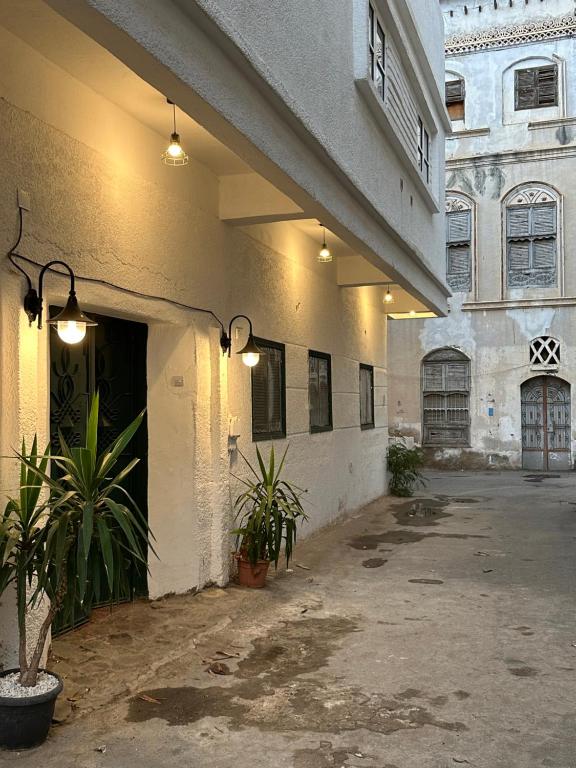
453, 690, 471, 700
523, 474, 561, 483
127, 616, 466, 735
362, 558, 387, 568
409, 578, 444, 585
348, 530, 488, 550
512, 626, 535, 636
293, 742, 363, 768
509, 666, 538, 677
393, 498, 452, 527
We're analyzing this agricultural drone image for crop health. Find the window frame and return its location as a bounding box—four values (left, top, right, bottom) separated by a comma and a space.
421, 350, 470, 447
418, 117, 431, 184
250, 337, 286, 442
308, 350, 333, 434
368, 2, 386, 101
445, 78, 465, 121
445, 205, 472, 293
514, 64, 558, 111
359, 363, 375, 430
506, 201, 557, 288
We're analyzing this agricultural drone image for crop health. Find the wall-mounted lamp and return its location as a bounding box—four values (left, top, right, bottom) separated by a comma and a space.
220, 315, 264, 367
318, 224, 332, 263
162, 99, 189, 166
23, 261, 97, 344
383, 284, 395, 304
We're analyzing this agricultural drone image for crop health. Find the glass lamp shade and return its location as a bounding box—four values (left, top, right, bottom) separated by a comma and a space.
383, 289, 394, 304
237, 334, 263, 367
318, 243, 332, 263
48, 292, 97, 345
162, 133, 189, 166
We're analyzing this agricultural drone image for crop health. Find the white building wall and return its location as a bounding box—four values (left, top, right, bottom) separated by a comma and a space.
389, 1, 576, 470
0, 21, 390, 664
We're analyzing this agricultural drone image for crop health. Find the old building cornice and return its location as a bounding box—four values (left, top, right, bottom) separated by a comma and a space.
445, 13, 576, 56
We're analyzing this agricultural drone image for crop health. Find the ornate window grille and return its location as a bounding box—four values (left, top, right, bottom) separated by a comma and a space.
422, 348, 470, 447
529, 336, 560, 367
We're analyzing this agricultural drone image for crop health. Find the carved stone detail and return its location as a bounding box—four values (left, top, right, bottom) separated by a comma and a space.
446, 194, 472, 212
445, 14, 576, 56
508, 187, 556, 206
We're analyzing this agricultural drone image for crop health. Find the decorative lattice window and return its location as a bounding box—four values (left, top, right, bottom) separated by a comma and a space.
422, 348, 470, 447
529, 336, 560, 367
505, 186, 558, 289
446, 195, 473, 292
368, 3, 385, 100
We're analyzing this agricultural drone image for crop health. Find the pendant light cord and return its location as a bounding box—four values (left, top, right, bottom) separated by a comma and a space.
173, 103, 177, 134
6, 208, 225, 333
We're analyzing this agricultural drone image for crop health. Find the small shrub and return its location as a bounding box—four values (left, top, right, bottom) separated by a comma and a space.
387, 442, 426, 497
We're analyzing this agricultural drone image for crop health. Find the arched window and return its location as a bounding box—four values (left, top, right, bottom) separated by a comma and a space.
503, 184, 560, 290
422, 348, 470, 447
446, 193, 474, 293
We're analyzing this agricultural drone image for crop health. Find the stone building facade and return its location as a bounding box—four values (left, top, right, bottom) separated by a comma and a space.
389, 0, 576, 471
0, 0, 449, 665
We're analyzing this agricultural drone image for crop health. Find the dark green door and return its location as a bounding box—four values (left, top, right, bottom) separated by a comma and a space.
49, 310, 148, 633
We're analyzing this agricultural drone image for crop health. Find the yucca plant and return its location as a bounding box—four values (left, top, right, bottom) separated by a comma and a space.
387, 442, 426, 497
0, 438, 53, 686
232, 446, 308, 568
7, 393, 153, 687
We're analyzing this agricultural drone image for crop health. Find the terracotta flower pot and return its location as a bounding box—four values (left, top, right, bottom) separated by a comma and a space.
236, 556, 270, 588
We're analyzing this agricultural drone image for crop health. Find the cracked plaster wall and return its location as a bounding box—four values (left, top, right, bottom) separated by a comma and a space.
0, 25, 387, 664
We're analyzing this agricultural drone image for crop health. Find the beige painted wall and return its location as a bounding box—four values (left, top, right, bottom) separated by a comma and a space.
0, 26, 388, 664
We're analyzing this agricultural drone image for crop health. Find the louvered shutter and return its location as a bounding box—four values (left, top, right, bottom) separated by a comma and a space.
508, 241, 530, 272
447, 245, 472, 292
537, 66, 558, 107
507, 207, 530, 238
251, 341, 285, 439
530, 203, 556, 236
318, 358, 330, 427
445, 363, 469, 392
532, 239, 556, 270
445, 79, 465, 104
423, 363, 444, 391
309, 353, 332, 430
515, 68, 538, 110
446, 210, 471, 243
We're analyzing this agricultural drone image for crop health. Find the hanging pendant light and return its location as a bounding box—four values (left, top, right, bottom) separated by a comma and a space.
162, 99, 189, 166
383, 284, 394, 304
318, 225, 332, 263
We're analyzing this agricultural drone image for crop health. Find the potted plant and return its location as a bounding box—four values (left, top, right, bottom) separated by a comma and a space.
232, 446, 308, 588
387, 441, 426, 497
0, 393, 153, 750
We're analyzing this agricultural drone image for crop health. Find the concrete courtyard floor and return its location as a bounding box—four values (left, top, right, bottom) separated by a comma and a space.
4, 470, 576, 767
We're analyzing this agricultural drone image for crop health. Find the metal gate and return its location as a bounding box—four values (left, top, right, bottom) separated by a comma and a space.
50, 309, 148, 633
521, 376, 571, 471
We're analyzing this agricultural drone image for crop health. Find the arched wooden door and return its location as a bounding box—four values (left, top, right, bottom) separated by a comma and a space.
521, 376, 571, 471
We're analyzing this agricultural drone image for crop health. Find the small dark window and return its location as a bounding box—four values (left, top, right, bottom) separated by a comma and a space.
368, 3, 385, 100
309, 351, 332, 433
446, 209, 472, 292
251, 338, 286, 441
445, 78, 465, 121
418, 117, 431, 183
515, 65, 558, 111
359, 364, 375, 430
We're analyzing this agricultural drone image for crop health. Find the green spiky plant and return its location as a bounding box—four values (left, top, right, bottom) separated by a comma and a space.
1, 393, 154, 687
387, 442, 426, 497
232, 446, 308, 568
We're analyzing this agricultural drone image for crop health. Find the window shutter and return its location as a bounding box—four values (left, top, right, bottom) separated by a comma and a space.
537, 66, 558, 106
508, 241, 530, 272
318, 358, 330, 427
445, 79, 465, 104
445, 363, 469, 392
515, 68, 537, 110
532, 239, 556, 270
359, 366, 374, 427
423, 363, 444, 391
446, 210, 471, 243
507, 207, 530, 238
530, 203, 556, 236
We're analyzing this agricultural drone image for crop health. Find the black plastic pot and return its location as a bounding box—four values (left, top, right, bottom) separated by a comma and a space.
0, 668, 63, 750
